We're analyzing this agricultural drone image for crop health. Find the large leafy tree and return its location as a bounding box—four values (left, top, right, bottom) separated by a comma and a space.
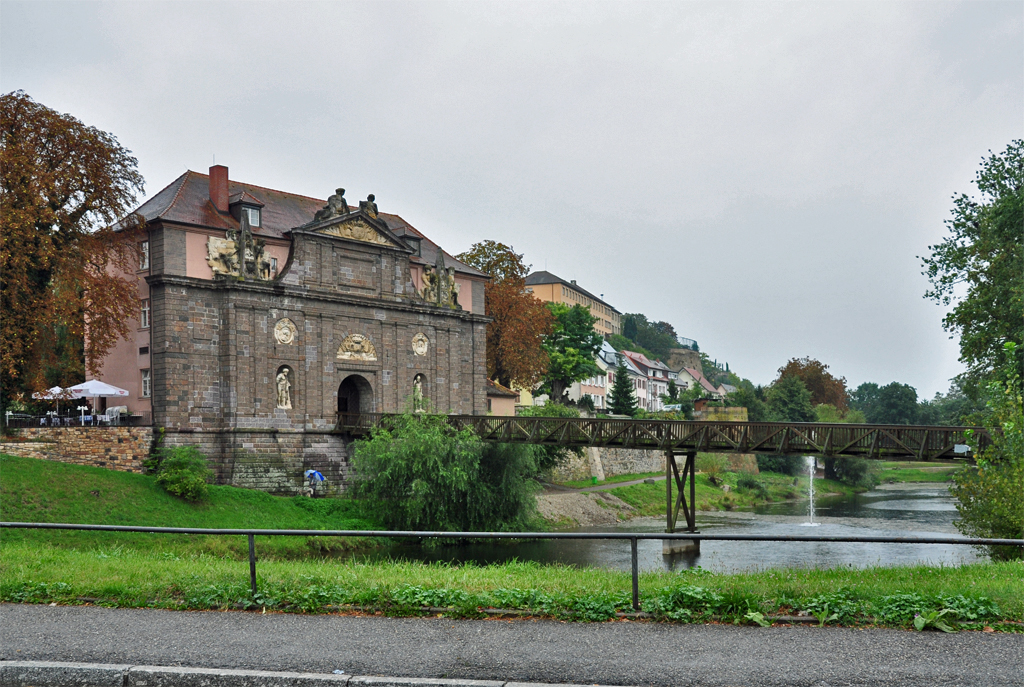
541, 302, 602, 403
1, 91, 144, 411
921, 140, 1024, 395
766, 375, 815, 422
775, 357, 848, 411
870, 382, 919, 424
456, 241, 553, 389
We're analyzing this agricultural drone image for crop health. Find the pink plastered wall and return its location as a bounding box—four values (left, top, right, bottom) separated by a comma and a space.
96, 269, 151, 413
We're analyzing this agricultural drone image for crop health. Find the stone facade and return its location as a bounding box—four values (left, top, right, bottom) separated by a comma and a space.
98, 167, 491, 495
5, 427, 154, 473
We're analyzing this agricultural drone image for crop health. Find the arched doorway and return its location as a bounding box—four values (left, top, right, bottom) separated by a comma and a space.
338, 375, 374, 417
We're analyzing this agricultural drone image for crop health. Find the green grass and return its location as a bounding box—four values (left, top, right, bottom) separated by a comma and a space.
1, 540, 1020, 627
877, 461, 959, 484
557, 471, 663, 489
606, 472, 862, 516
0, 454, 380, 558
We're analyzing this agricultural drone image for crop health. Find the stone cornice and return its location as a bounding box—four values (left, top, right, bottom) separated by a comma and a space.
146, 274, 492, 324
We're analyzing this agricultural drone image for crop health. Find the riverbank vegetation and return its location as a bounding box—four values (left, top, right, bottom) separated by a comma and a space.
1, 541, 1020, 630
0, 453, 380, 558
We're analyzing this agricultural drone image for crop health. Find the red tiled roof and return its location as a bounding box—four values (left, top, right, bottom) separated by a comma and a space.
134, 170, 486, 278
486, 379, 519, 397
682, 367, 720, 395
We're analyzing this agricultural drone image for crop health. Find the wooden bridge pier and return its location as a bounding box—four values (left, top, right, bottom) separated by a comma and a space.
664, 450, 700, 554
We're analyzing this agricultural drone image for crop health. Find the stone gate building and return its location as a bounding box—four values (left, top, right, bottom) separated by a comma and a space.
98, 166, 490, 493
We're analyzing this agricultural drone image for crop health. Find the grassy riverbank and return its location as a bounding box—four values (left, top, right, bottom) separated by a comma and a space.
1, 540, 1021, 629
0, 454, 380, 558
3, 453, 1021, 630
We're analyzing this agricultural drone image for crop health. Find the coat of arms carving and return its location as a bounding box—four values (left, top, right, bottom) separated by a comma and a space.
337, 334, 378, 361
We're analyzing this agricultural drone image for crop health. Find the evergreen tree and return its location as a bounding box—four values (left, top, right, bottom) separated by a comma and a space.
608, 355, 638, 416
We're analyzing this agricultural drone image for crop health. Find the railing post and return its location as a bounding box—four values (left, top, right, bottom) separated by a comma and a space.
630, 536, 640, 611
665, 450, 673, 533
248, 534, 257, 596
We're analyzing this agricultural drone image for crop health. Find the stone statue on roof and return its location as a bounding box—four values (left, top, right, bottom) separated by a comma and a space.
359, 194, 379, 219
314, 188, 349, 222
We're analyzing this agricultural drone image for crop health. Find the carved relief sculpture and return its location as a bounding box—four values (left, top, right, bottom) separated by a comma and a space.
336, 334, 378, 361
411, 332, 429, 356
276, 367, 293, 409
316, 219, 390, 245
274, 318, 298, 345
420, 249, 459, 309
206, 213, 272, 281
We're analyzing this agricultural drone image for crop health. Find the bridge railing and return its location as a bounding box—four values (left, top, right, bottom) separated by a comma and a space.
336, 413, 990, 460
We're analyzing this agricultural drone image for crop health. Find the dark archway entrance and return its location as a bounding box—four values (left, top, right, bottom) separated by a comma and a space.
338, 375, 374, 416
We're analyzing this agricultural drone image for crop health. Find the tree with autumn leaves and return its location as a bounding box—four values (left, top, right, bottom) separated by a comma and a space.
1, 92, 144, 415
456, 241, 553, 391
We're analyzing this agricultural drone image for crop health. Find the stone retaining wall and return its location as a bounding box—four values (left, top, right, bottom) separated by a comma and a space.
6, 427, 154, 473
162, 428, 352, 496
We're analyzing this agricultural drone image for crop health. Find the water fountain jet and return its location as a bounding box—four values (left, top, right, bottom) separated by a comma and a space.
801, 456, 820, 527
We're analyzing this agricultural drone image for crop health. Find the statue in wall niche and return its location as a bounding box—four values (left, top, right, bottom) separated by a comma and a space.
276, 367, 293, 409
412, 374, 426, 413
314, 188, 349, 222
337, 333, 378, 361
359, 194, 379, 219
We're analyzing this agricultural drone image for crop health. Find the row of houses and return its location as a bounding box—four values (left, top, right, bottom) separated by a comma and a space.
515, 270, 727, 413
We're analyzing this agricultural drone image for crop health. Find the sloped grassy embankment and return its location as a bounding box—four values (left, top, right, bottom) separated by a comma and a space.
2, 454, 1021, 630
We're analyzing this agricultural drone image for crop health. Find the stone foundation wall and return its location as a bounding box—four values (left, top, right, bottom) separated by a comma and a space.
163, 428, 352, 496
548, 447, 663, 482
6, 427, 154, 473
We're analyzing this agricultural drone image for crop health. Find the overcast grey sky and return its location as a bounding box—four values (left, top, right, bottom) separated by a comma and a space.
3, 1, 1021, 398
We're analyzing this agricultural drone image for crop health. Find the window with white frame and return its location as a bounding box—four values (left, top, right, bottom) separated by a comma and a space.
245, 207, 261, 227
271, 257, 278, 275
140, 299, 150, 329
140, 241, 150, 270
141, 369, 151, 398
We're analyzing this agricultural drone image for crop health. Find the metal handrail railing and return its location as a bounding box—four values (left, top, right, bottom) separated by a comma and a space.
4, 521, 1021, 612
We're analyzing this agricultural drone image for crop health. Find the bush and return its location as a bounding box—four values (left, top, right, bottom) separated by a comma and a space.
736, 474, 768, 498
351, 413, 539, 533
824, 456, 877, 488
695, 454, 728, 484
151, 446, 213, 502
755, 454, 804, 476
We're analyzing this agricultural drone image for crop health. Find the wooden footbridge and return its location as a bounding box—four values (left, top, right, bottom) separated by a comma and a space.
336, 413, 989, 544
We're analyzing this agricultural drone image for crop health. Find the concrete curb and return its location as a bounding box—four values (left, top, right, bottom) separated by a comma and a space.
0, 661, 630, 687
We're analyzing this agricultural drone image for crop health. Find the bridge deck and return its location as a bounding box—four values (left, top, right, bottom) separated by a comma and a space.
336, 413, 988, 460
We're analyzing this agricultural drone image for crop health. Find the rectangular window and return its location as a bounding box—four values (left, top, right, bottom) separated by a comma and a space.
140, 299, 150, 329
139, 241, 150, 270
271, 257, 278, 275
246, 207, 261, 227
141, 369, 151, 398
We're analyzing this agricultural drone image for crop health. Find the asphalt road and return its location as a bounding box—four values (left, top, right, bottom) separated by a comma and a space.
2, 604, 1022, 687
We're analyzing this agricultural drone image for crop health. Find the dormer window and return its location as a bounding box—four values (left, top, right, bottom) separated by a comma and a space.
403, 236, 422, 257
245, 207, 261, 227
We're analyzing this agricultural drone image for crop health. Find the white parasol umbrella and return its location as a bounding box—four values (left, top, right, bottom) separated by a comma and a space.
32, 386, 68, 400
66, 380, 130, 399
32, 385, 73, 413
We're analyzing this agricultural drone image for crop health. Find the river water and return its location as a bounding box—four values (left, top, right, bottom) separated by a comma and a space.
357, 483, 982, 573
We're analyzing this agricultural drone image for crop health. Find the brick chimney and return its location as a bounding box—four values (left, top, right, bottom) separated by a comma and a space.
209, 165, 229, 213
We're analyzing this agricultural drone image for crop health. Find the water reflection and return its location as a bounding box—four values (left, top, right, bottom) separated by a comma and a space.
351, 483, 981, 573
